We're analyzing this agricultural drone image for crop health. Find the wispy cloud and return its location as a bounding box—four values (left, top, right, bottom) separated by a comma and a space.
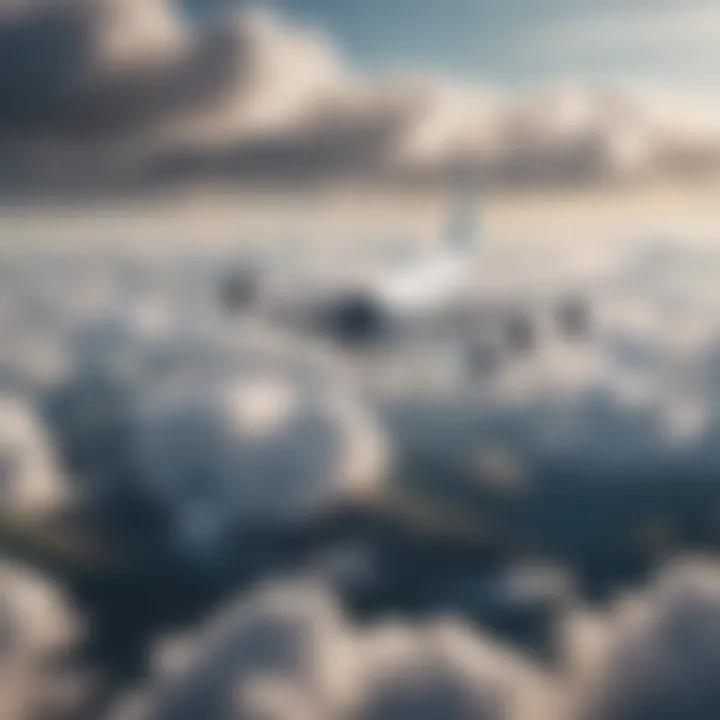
521, 1, 720, 60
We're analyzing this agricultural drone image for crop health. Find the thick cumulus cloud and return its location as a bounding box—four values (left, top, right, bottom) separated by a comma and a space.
566, 558, 720, 720
109, 580, 559, 720
1, 0, 720, 194
0, 561, 91, 720
101, 560, 720, 720
0, 395, 71, 518
40, 282, 390, 565
352, 620, 560, 720
0, 0, 270, 144
131, 369, 389, 561
117, 581, 361, 720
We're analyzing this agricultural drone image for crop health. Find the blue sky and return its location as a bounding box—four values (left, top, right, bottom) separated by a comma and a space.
182, 0, 720, 90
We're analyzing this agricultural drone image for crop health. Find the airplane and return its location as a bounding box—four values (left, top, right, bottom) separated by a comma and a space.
217, 177, 592, 372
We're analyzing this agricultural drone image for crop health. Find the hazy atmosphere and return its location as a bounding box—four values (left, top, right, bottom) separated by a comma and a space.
2, 2, 720, 720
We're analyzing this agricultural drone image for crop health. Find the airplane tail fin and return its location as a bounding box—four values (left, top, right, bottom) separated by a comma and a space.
446, 166, 481, 257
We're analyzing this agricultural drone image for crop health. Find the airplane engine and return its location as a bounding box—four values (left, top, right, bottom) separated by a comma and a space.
219, 266, 261, 314
465, 337, 504, 375
555, 294, 591, 339
504, 311, 536, 355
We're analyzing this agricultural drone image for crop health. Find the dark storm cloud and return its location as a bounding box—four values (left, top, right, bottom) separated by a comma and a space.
0, 1, 252, 142
0, 0, 260, 194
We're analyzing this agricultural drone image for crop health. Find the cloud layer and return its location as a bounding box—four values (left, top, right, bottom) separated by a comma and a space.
1, 0, 720, 195
112, 579, 558, 720
106, 559, 720, 720
3, 158, 720, 718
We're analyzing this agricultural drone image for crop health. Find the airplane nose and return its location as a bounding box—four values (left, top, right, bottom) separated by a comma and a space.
326, 293, 386, 347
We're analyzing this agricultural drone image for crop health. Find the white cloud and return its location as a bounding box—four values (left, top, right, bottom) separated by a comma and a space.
131, 368, 389, 560
567, 557, 720, 720
354, 620, 560, 720
0, 395, 71, 518
41, 301, 391, 566
521, 1, 720, 60
0, 561, 90, 720
1, 0, 720, 193
114, 579, 559, 720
